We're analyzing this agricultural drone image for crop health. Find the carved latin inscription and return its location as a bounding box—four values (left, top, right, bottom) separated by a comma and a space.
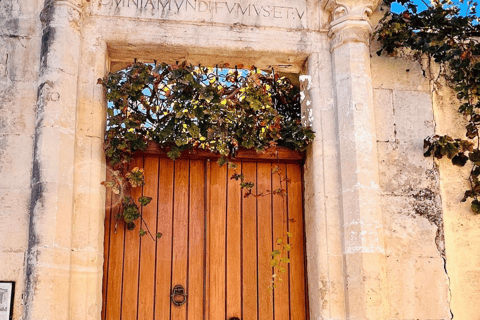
94, 0, 307, 28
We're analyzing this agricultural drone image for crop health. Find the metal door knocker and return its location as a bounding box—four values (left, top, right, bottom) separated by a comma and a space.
171, 284, 187, 306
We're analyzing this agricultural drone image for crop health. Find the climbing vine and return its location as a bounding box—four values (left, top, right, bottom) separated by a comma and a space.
229, 161, 293, 289
377, 0, 480, 213
99, 61, 314, 237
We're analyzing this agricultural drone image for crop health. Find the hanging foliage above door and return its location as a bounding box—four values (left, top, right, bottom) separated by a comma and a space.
98, 61, 315, 231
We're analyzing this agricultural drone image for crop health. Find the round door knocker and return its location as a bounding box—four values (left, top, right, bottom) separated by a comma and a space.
171, 284, 187, 306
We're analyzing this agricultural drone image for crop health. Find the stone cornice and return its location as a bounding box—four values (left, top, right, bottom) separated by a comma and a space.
322, 0, 380, 51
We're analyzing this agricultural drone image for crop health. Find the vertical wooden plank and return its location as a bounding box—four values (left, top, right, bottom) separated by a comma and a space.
272, 163, 290, 320
155, 158, 175, 320
137, 157, 159, 320
105, 185, 125, 320
121, 157, 143, 320
170, 159, 190, 320
204, 160, 211, 320
257, 162, 274, 320
188, 160, 206, 320
287, 164, 307, 320
102, 170, 113, 320
226, 161, 242, 319
208, 162, 227, 320
241, 162, 257, 320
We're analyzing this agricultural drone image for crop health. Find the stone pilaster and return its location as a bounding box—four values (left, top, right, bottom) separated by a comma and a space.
324, 0, 388, 318
24, 0, 83, 319
69, 31, 108, 320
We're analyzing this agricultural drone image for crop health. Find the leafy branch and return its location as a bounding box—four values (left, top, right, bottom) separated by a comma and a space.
99, 61, 314, 236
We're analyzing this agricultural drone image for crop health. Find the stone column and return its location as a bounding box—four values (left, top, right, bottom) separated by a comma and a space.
323, 0, 388, 318
303, 40, 347, 318
24, 0, 82, 319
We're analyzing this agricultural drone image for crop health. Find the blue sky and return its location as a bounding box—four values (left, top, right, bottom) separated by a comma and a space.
391, 0, 474, 14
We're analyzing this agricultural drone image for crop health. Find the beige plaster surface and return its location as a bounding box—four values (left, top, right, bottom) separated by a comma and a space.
432, 80, 480, 320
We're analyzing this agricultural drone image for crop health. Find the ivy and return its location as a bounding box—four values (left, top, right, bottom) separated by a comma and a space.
377, 0, 480, 213
99, 61, 314, 236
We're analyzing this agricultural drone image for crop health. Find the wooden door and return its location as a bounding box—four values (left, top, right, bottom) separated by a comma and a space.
102, 149, 308, 320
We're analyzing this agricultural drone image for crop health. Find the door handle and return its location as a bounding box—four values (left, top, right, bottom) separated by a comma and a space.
171, 284, 187, 306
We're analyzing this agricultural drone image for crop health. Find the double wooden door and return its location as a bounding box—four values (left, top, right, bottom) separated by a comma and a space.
102, 152, 308, 320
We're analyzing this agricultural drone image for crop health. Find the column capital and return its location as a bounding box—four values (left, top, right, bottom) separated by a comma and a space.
55, 0, 82, 11
321, 0, 380, 51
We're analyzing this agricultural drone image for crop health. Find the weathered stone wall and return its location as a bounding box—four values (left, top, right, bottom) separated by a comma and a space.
371, 39, 451, 318
1, 0, 479, 319
0, 0, 43, 318
432, 66, 480, 320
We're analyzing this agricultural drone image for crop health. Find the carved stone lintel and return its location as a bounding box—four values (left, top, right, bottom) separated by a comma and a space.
323, 0, 380, 51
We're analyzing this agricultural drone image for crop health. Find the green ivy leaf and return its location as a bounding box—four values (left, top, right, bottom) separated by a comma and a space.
452, 153, 469, 167
139, 196, 153, 206
471, 200, 480, 214
217, 156, 227, 167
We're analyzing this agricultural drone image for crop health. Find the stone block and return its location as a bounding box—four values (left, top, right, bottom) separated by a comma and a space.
373, 88, 395, 142
0, 81, 37, 135
0, 134, 34, 189
0, 188, 30, 251
386, 256, 449, 319
35, 126, 75, 184
394, 90, 434, 145
33, 181, 74, 248
371, 41, 430, 91
5, 35, 41, 82
377, 141, 438, 194
381, 194, 440, 258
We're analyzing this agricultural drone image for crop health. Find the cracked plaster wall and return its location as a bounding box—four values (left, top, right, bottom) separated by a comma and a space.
430, 61, 480, 320
0, 0, 44, 319
370, 10, 451, 317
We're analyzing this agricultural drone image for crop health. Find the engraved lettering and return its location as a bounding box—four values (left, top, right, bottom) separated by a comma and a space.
225, 2, 236, 13
198, 1, 208, 12
215, 2, 224, 13
103, 0, 306, 22
295, 7, 305, 19
158, 0, 171, 10
262, 6, 271, 17
238, 3, 250, 15
252, 4, 263, 15
144, 0, 155, 8
174, 0, 184, 11
128, 0, 141, 8
186, 0, 196, 11
273, 6, 282, 18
